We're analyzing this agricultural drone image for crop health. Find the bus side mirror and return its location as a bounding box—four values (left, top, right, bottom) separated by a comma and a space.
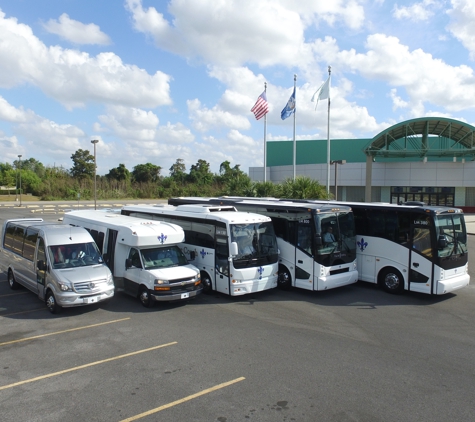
125, 258, 132, 269
230, 242, 239, 257
315, 234, 323, 246
437, 235, 447, 250
37, 260, 47, 271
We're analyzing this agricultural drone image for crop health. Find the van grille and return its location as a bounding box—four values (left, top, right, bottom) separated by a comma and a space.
74, 279, 108, 293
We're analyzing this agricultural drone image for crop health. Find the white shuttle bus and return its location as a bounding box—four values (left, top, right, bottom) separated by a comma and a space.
167, 198, 359, 292
1, 218, 114, 314
120, 204, 279, 296
63, 210, 202, 307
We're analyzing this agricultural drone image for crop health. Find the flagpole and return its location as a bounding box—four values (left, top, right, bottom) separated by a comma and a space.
293, 74, 297, 181
264, 82, 267, 183
326, 66, 331, 196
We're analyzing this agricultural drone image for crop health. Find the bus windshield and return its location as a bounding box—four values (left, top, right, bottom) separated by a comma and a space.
231, 221, 279, 269
315, 211, 356, 258
141, 246, 189, 269
435, 214, 468, 259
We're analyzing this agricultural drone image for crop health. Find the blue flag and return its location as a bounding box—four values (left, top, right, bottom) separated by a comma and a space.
281, 87, 296, 120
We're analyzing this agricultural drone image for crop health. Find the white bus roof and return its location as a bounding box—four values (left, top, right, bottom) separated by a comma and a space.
63, 210, 185, 247
122, 204, 274, 224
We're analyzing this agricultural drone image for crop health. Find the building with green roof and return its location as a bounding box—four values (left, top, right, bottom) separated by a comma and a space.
249, 117, 475, 208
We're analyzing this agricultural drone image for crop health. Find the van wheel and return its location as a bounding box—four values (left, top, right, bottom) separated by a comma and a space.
278, 267, 292, 290
45, 291, 62, 314
8, 270, 20, 290
139, 286, 154, 308
201, 272, 212, 294
379, 268, 405, 294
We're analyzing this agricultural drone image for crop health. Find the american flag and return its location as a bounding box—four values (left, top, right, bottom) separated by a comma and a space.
251, 91, 269, 120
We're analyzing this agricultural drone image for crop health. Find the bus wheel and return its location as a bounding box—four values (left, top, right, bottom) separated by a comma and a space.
8, 270, 20, 290
45, 291, 62, 314
139, 286, 154, 308
379, 268, 404, 294
201, 272, 212, 294
278, 267, 292, 290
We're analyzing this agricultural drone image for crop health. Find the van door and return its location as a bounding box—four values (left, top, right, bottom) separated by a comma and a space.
36, 237, 47, 299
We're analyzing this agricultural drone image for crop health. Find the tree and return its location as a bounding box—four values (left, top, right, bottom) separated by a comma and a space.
70, 149, 95, 179
106, 163, 130, 181
13, 158, 45, 178
169, 159, 186, 183
132, 163, 161, 183
188, 159, 213, 185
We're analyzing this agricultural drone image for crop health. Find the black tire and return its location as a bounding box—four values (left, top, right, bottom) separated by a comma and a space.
8, 269, 20, 290
138, 286, 154, 308
379, 267, 405, 294
277, 266, 292, 290
45, 290, 62, 314
201, 272, 212, 294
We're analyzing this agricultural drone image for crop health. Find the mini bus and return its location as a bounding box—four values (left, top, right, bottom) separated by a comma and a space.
121, 204, 280, 296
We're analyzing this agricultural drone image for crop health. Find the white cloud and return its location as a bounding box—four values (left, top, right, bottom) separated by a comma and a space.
125, 0, 365, 68
313, 33, 475, 114
43, 13, 111, 45
187, 99, 251, 132
392, 0, 441, 21
446, 0, 475, 60
0, 10, 171, 109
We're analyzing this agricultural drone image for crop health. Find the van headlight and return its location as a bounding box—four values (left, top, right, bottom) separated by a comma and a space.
59, 283, 72, 292
107, 274, 114, 285
155, 279, 169, 285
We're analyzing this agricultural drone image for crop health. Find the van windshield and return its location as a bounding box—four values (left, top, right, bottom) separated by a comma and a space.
141, 246, 189, 269
48, 242, 103, 269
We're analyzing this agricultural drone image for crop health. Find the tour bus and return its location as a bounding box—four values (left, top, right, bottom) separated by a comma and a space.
167, 198, 359, 291
1, 218, 114, 313
313, 200, 470, 295
198, 198, 470, 295
120, 204, 279, 296
63, 210, 202, 307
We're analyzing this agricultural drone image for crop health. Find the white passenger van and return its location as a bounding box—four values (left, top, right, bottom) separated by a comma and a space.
1, 218, 114, 314
62, 210, 202, 307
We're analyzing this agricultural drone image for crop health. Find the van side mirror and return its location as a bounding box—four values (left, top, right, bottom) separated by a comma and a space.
125, 258, 132, 269
37, 260, 47, 271
189, 251, 196, 260
230, 242, 239, 257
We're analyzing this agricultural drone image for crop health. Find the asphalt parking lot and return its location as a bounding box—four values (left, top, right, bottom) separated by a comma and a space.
1, 203, 475, 422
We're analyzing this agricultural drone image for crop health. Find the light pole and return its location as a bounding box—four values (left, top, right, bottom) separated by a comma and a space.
91, 140, 99, 210
330, 159, 346, 200
18, 155, 22, 207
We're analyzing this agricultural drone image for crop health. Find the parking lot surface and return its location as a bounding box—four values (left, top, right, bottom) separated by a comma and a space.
1, 204, 475, 422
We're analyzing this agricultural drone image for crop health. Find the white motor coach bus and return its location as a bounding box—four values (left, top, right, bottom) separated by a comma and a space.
63, 210, 202, 307
1, 218, 114, 314
167, 197, 359, 292
120, 204, 279, 296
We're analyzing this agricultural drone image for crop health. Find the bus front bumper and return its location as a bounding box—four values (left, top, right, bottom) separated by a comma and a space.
437, 273, 470, 294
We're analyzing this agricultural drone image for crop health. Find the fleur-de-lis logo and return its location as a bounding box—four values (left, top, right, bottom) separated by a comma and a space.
257, 266, 264, 279
200, 249, 206, 259
357, 237, 368, 251
157, 233, 167, 244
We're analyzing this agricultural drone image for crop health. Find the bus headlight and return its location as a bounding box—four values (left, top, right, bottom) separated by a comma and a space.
154, 279, 169, 285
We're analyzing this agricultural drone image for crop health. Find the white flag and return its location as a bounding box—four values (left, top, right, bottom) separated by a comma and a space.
311, 76, 331, 107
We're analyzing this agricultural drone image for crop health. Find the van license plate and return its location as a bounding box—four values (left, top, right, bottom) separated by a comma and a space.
181, 292, 189, 299
85, 297, 97, 304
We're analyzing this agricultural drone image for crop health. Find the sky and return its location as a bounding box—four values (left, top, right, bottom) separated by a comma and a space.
1, 0, 475, 176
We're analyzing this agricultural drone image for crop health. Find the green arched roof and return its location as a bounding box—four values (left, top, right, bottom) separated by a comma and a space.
364, 117, 475, 159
